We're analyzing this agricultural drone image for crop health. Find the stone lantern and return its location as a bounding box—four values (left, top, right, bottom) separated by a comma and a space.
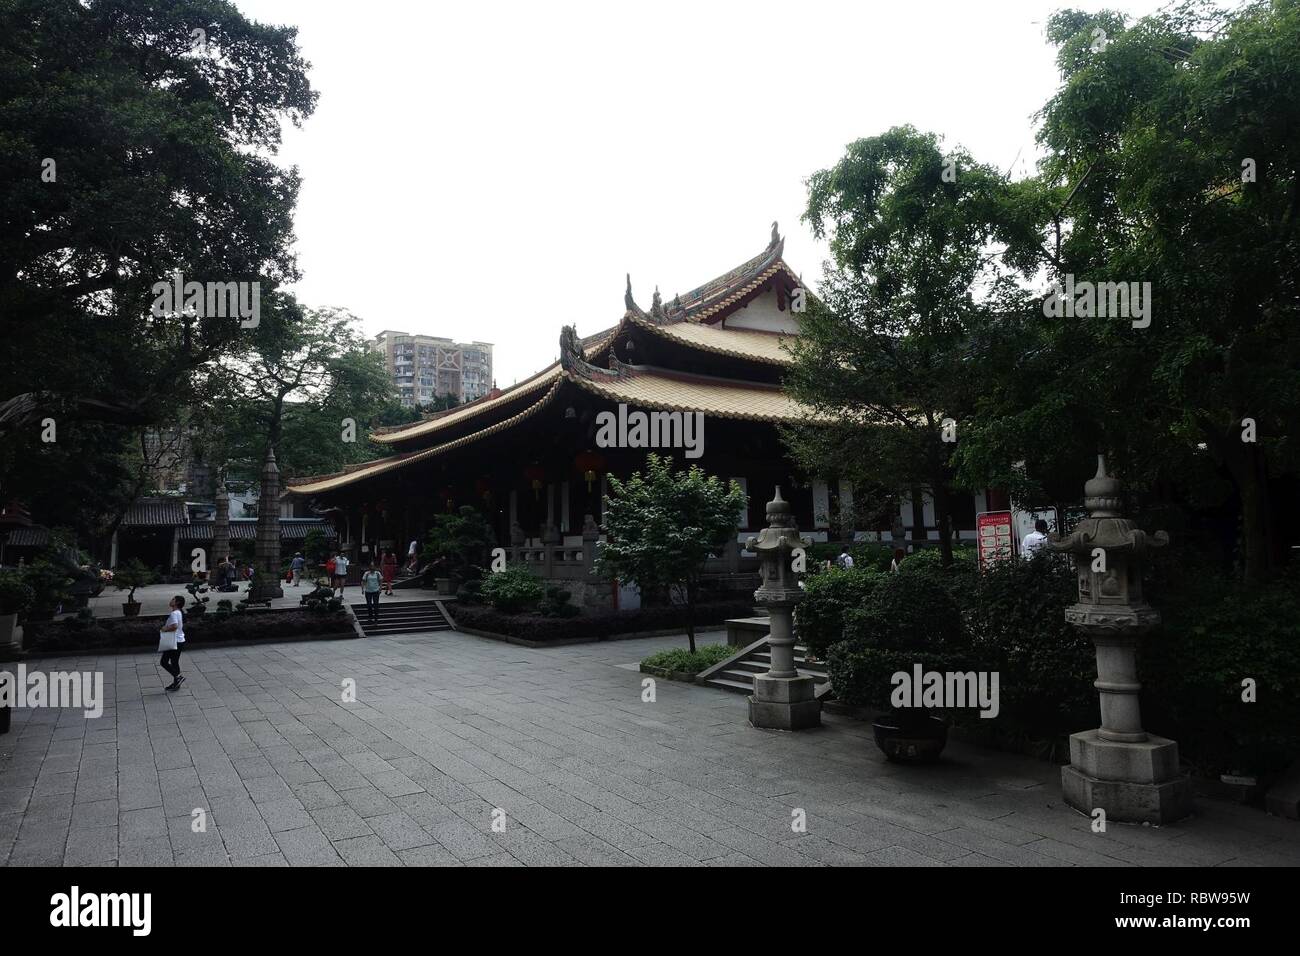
1046, 455, 1190, 824
746, 487, 819, 730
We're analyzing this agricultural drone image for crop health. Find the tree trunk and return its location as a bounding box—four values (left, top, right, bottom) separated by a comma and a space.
1231, 444, 1275, 584
909, 487, 926, 553
1202, 419, 1276, 583
685, 580, 697, 654
933, 483, 954, 568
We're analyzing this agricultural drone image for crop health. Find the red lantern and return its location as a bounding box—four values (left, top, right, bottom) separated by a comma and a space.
475, 477, 492, 502
523, 464, 546, 499
574, 449, 606, 492
440, 486, 455, 510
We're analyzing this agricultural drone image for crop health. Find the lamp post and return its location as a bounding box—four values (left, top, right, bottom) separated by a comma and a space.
1046, 455, 1191, 824
746, 487, 819, 730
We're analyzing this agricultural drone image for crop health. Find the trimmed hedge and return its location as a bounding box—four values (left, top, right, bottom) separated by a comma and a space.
450, 600, 755, 643
23, 608, 354, 655
641, 643, 735, 675
809, 543, 1300, 777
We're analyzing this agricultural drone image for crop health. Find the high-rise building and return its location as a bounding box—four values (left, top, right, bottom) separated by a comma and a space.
371, 331, 494, 407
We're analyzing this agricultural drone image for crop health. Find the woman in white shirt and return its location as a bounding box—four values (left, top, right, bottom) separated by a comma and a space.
159, 595, 187, 692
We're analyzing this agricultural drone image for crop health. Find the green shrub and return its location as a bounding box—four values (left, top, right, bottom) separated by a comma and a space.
538, 585, 579, 618
965, 554, 1095, 739
0, 568, 35, 618
480, 565, 544, 614
451, 600, 754, 643
21, 560, 73, 620
826, 646, 975, 708
796, 566, 885, 658
807, 541, 896, 573
1144, 568, 1300, 778
642, 643, 735, 675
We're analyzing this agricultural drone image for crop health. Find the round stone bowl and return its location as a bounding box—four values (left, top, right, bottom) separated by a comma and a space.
872, 712, 948, 763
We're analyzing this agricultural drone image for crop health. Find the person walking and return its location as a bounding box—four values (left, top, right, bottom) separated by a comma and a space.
361, 564, 383, 626
406, 537, 419, 573
325, 553, 336, 590
290, 551, 306, 587
158, 595, 187, 692
381, 549, 397, 595
1020, 518, 1050, 559
333, 551, 350, 596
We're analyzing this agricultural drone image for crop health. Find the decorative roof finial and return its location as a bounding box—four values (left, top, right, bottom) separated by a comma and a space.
559, 324, 581, 371
650, 286, 665, 322
624, 274, 637, 313
770, 221, 780, 247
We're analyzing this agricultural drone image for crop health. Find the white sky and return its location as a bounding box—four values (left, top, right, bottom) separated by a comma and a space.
233, 0, 1181, 386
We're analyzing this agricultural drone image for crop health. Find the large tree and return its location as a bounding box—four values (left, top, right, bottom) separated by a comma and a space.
971, 2, 1300, 581
195, 304, 394, 484
0, 0, 317, 529
785, 126, 1036, 566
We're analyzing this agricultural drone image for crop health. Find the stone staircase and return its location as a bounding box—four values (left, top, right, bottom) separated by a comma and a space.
349, 599, 451, 637
698, 633, 833, 698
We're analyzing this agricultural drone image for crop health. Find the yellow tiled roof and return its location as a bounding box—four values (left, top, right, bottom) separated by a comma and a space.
627, 311, 796, 366
371, 330, 615, 446
287, 380, 562, 494
566, 367, 811, 423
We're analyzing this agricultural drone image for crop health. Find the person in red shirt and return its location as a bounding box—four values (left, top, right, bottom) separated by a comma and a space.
381, 550, 397, 595
325, 554, 336, 586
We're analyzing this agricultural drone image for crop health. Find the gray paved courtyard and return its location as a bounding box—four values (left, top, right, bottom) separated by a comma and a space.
3, 629, 1299, 867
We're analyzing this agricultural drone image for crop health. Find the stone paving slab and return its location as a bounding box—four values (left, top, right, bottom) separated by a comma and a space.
3, 629, 1300, 867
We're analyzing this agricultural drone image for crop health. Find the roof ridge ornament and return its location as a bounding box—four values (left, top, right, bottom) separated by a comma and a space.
650, 286, 666, 323
559, 324, 582, 371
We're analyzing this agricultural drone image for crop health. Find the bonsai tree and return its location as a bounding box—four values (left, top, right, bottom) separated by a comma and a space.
421, 506, 495, 579
595, 454, 747, 653
112, 558, 155, 607
185, 579, 211, 615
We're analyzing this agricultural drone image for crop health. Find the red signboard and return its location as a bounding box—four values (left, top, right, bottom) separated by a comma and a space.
976, 510, 1015, 569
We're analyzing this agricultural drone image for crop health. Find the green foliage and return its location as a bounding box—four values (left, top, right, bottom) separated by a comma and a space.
641, 643, 735, 675
538, 585, 579, 618
452, 600, 755, 643
595, 454, 747, 652
421, 507, 495, 577
797, 566, 886, 658
480, 566, 544, 614
787, 125, 1034, 567
1144, 568, 1300, 777
806, 541, 895, 573
111, 558, 155, 603
965, 555, 1096, 738
0, 0, 317, 534
301, 528, 330, 566
0, 568, 35, 618
826, 646, 968, 709
19, 561, 73, 620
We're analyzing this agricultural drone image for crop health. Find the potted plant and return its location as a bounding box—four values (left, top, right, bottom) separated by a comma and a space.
112, 558, 155, 617
823, 555, 973, 763
22, 558, 74, 620
0, 568, 35, 652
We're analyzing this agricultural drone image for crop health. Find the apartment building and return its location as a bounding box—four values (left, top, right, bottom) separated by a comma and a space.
371, 331, 494, 407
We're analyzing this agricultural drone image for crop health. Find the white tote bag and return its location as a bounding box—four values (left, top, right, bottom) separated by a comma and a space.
158, 618, 178, 653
